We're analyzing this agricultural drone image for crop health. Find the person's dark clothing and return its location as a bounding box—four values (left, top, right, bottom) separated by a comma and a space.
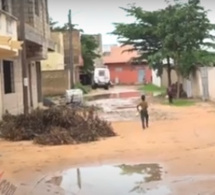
140, 110, 149, 129
137, 100, 149, 129
167, 86, 173, 104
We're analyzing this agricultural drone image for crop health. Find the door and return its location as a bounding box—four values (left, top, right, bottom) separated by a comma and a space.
138, 69, 145, 83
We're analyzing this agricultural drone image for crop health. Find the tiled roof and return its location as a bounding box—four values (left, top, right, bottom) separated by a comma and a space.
103, 45, 140, 64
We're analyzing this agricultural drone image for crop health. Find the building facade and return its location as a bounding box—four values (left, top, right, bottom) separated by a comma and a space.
0, 0, 53, 117
63, 30, 83, 84
41, 31, 65, 71
11, 0, 54, 111
103, 45, 152, 85
0, 1, 23, 117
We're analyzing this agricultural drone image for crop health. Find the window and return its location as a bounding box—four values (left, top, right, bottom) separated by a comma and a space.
115, 67, 122, 72
34, 0, 39, 16
1, 0, 8, 12
3, 60, 15, 94
98, 70, 105, 76
6, 19, 13, 34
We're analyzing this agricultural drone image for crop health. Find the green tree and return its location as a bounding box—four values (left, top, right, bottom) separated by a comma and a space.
49, 18, 79, 31
49, 17, 59, 30
112, 0, 215, 98
81, 35, 100, 73
112, 6, 173, 86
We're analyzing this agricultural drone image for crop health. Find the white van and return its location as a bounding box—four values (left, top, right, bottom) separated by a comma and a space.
92, 67, 110, 90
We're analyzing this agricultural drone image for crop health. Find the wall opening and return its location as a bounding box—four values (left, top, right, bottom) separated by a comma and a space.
3, 60, 15, 94
34, 0, 39, 16
1, 0, 9, 11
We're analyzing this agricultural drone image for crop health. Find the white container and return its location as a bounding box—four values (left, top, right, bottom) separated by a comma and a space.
65, 89, 83, 104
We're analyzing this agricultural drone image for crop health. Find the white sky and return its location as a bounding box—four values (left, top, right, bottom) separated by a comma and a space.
48, 0, 215, 45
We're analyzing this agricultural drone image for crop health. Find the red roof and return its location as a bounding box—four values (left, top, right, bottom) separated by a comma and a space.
103, 45, 140, 64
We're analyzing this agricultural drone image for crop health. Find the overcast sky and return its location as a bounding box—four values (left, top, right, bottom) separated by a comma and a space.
48, 0, 215, 45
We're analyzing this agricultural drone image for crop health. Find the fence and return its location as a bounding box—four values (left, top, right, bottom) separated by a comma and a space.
161, 67, 215, 101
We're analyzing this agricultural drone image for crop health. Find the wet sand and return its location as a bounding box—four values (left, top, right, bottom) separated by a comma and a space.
1, 101, 215, 194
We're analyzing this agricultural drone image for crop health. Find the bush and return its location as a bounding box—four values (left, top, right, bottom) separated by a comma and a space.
75, 82, 91, 94
0, 106, 116, 145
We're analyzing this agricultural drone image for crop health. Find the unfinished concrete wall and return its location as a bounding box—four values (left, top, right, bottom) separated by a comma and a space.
42, 69, 70, 96
161, 68, 177, 87
12, 0, 50, 60
63, 30, 82, 66
41, 32, 65, 70
207, 67, 215, 101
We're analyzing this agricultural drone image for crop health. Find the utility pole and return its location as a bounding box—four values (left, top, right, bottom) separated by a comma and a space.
68, 9, 74, 88
20, 0, 29, 114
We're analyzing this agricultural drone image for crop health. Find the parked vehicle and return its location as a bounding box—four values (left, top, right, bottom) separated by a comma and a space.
92, 67, 110, 90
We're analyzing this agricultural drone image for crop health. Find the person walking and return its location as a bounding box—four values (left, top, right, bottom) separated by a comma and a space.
137, 95, 149, 129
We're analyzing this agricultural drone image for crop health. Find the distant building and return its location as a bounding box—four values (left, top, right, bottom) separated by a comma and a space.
103, 45, 152, 85
63, 30, 83, 84
41, 32, 65, 71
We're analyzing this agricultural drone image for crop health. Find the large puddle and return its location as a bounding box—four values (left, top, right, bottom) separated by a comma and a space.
9, 163, 215, 194
32, 163, 171, 195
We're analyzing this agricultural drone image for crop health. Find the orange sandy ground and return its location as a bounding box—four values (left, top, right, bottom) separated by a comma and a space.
0, 102, 215, 194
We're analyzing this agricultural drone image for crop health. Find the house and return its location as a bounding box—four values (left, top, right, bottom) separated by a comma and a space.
41, 32, 65, 71
103, 45, 152, 85
41, 31, 70, 96
0, 6, 23, 117
63, 30, 83, 84
12, 0, 54, 111
0, 0, 53, 117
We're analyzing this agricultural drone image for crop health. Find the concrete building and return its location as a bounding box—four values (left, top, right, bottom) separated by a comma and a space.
0, 5, 23, 117
11, 0, 54, 111
41, 32, 65, 71
63, 30, 83, 84
0, 0, 53, 117
103, 45, 152, 85
41, 31, 70, 97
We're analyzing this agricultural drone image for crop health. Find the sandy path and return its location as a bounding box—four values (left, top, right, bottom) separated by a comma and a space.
0, 101, 215, 193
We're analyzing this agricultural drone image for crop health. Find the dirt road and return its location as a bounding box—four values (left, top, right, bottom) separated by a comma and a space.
0, 87, 215, 194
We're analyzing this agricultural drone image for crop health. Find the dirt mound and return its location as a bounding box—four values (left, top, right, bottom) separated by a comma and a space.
0, 106, 116, 145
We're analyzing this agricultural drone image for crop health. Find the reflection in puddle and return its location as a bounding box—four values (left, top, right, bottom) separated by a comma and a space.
44, 163, 171, 195
87, 91, 141, 101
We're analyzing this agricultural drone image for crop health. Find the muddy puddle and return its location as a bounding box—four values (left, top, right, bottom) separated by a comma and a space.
86, 90, 177, 122
86, 91, 141, 101
33, 163, 171, 195
9, 163, 215, 195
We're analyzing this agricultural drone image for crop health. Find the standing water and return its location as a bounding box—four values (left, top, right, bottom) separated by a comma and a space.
32, 163, 171, 195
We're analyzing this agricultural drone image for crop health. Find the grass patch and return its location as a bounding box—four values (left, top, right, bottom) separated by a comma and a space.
164, 99, 196, 107
139, 84, 166, 93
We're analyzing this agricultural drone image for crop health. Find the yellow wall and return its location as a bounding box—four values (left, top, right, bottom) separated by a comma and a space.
0, 11, 19, 58
41, 32, 65, 71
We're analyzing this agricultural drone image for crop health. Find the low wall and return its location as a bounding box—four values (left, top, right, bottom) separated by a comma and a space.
42, 69, 70, 96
